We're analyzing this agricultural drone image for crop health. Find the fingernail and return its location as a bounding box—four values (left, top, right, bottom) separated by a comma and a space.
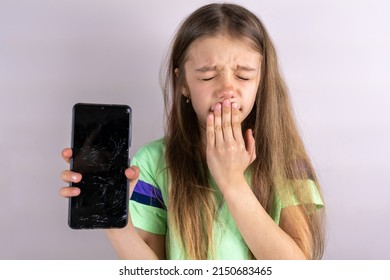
71, 174, 79, 181
215, 103, 221, 111
232, 102, 238, 109
223, 100, 230, 107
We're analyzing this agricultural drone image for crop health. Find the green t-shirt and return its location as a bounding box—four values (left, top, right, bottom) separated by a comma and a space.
129, 138, 323, 259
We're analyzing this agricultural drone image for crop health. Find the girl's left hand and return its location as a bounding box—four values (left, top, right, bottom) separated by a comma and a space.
206, 100, 256, 192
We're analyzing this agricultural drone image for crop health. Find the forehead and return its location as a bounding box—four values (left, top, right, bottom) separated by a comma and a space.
185, 34, 261, 66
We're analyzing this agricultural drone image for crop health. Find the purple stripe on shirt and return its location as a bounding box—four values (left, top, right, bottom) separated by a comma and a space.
133, 179, 164, 202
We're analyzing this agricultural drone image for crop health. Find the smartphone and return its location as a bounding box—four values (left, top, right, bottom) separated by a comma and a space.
68, 103, 132, 229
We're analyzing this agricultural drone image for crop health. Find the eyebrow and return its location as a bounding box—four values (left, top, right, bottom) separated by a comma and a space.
195, 66, 217, 72
236, 66, 257, 71
195, 65, 257, 72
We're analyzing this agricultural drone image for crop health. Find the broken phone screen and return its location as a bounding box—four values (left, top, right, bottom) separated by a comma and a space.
69, 103, 131, 229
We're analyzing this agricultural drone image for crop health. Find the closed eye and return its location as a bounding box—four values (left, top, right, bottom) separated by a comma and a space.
237, 76, 250, 81
202, 77, 215, 81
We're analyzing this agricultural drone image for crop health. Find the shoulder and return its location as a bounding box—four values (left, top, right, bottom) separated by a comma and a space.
131, 138, 167, 184
271, 179, 324, 225
132, 138, 166, 165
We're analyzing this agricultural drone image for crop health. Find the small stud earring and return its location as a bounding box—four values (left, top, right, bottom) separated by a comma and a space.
186, 96, 191, 103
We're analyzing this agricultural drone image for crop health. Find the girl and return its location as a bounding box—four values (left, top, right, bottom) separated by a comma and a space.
60, 3, 325, 260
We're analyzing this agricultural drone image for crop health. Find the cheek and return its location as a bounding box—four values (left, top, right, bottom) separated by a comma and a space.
190, 96, 210, 118
241, 89, 258, 116
188, 84, 212, 108
188, 92, 212, 124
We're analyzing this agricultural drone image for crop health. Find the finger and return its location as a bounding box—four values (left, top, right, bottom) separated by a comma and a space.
222, 100, 234, 142
125, 165, 140, 181
231, 102, 243, 142
62, 148, 73, 163
59, 186, 80, 197
244, 129, 257, 163
206, 112, 215, 147
60, 170, 82, 183
125, 166, 140, 197
213, 103, 223, 145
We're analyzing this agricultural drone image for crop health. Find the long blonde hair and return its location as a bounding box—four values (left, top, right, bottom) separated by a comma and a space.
162, 3, 325, 259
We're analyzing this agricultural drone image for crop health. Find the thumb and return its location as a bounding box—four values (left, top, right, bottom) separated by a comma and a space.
125, 165, 140, 198
244, 129, 256, 163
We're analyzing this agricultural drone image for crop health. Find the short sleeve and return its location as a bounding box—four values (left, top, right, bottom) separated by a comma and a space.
270, 179, 324, 225
129, 140, 168, 235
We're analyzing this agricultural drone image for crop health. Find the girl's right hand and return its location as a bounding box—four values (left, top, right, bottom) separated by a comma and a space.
59, 148, 82, 197
59, 148, 140, 198
59, 148, 162, 259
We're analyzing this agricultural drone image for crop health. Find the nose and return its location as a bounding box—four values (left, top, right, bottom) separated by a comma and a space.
216, 73, 236, 100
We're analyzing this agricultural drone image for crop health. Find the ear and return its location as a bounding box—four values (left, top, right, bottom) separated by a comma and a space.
175, 68, 189, 97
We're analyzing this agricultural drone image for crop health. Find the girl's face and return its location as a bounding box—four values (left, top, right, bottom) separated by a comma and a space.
183, 34, 262, 128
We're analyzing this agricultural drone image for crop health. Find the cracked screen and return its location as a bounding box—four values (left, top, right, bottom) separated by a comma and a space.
69, 103, 131, 229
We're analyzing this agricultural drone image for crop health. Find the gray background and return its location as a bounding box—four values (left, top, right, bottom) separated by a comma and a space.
0, 0, 389, 259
